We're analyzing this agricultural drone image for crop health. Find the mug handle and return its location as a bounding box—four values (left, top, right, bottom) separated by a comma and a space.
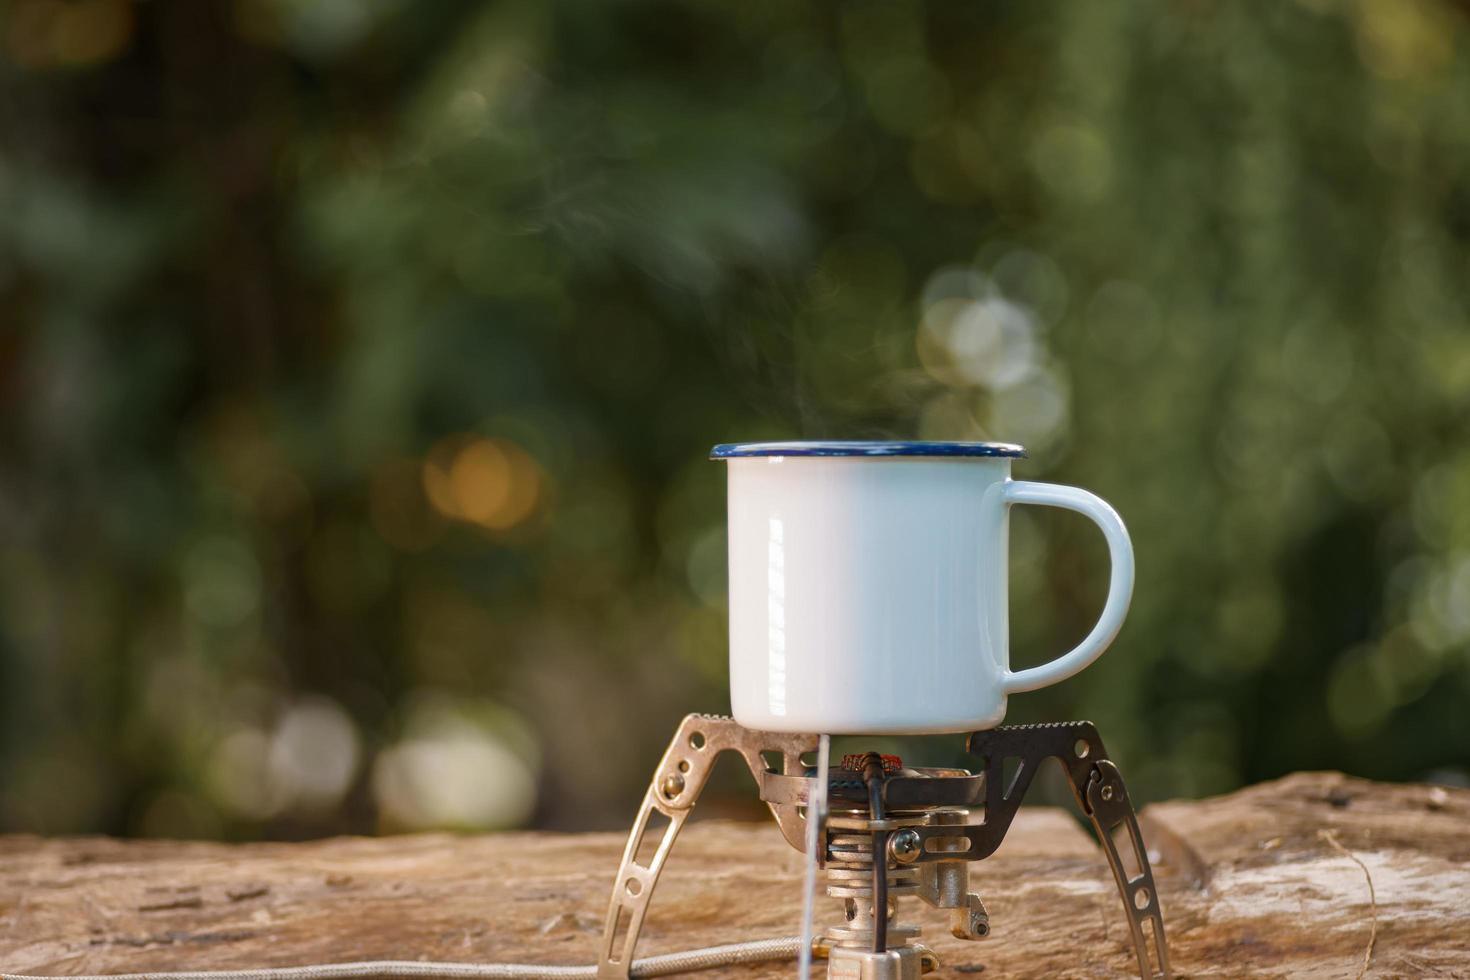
999, 480, 1135, 695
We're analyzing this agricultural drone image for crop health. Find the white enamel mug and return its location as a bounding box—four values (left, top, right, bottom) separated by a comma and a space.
713, 441, 1134, 735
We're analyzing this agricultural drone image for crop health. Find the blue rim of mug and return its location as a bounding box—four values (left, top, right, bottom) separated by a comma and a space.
709, 441, 1027, 459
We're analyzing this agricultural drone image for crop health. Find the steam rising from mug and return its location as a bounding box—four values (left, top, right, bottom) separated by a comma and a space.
712, 441, 1134, 735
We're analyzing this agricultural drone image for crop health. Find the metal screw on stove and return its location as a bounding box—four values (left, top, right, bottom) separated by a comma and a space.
889, 829, 923, 865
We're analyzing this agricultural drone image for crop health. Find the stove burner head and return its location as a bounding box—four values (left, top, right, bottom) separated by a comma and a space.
836, 753, 904, 773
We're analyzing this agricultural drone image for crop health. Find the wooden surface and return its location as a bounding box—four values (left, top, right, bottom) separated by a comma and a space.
2, 772, 1467, 978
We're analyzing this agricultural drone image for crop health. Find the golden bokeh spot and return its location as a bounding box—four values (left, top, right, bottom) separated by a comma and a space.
421, 435, 543, 532
449, 440, 513, 526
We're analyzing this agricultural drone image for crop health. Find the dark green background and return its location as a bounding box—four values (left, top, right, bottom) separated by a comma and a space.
2, 0, 1468, 838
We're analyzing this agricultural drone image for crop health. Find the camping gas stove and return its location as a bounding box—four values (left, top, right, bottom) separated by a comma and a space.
595, 715, 1170, 980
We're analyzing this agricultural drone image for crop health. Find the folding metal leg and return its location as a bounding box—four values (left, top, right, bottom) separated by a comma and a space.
596, 714, 816, 980
967, 722, 1171, 980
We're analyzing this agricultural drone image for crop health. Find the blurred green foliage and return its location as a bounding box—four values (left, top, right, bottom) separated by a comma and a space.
2, 0, 1469, 839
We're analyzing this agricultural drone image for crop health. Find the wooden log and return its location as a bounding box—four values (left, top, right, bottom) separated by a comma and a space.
1140, 771, 1470, 979
1, 772, 1466, 978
